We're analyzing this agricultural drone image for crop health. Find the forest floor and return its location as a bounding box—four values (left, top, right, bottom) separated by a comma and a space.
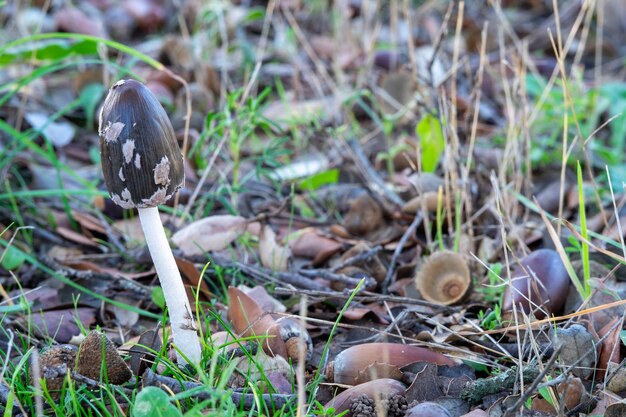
2, 1, 626, 416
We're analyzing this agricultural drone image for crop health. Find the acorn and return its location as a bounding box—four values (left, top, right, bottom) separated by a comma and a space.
402, 192, 441, 213
405, 402, 452, 417
228, 288, 312, 363
324, 378, 406, 417
501, 249, 570, 318
277, 318, 313, 363
228, 287, 287, 359
326, 343, 455, 384
415, 251, 471, 305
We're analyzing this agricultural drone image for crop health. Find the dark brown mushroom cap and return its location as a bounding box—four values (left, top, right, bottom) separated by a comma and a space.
99, 79, 184, 209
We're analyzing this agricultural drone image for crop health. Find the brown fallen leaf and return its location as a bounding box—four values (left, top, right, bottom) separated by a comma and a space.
288, 228, 342, 265
175, 257, 214, 301
240, 285, 286, 314
171, 215, 249, 256
55, 226, 99, 248
531, 376, 585, 414
55, 7, 107, 38
21, 307, 96, 343
227, 287, 287, 359
123, 329, 163, 376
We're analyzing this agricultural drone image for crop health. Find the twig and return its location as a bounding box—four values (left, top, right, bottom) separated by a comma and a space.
460, 365, 541, 405
297, 269, 376, 289
346, 137, 404, 208
206, 255, 329, 291
502, 346, 563, 416
36, 363, 134, 397
271, 287, 456, 312
381, 213, 423, 294
330, 245, 384, 272
92, 210, 126, 253
142, 368, 294, 410
39, 255, 152, 297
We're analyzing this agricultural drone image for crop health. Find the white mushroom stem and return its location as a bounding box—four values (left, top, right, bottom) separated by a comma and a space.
138, 206, 202, 365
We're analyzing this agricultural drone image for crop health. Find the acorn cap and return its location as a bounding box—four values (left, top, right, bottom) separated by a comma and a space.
416, 251, 471, 305
99, 79, 184, 209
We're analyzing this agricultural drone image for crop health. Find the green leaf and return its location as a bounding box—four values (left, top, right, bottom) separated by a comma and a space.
151, 287, 165, 310
79, 83, 105, 128
415, 114, 445, 173
1, 245, 26, 270
299, 168, 339, 191
133, 387, 182, 417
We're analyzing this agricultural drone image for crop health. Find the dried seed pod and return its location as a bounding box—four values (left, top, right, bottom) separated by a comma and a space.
76, 331, 132, 384
501, 249, 569, 318
326, 342, 455, 384
324, 378, 406, 417
34, 344, 78, 399
415, 251, 471, 305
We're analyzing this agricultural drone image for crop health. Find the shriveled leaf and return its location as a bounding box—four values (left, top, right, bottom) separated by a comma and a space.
174, 257, 214, 300
24, 112, 76, 148
125, 330, 162, 376
55, 7, 108, 38
268, 154, 329, 182
262, 93, 347, 128
171, 215, 247, 256
56, 226, 99, 247
380, 70, 416, 114
259, 225, 291, 272
552, 324, 597, 379
241, 285, 286, 313
227, 351, 292, 388
109, 296, 140, 328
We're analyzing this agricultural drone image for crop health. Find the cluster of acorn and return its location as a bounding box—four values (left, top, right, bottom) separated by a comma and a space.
323, 342, 458, 417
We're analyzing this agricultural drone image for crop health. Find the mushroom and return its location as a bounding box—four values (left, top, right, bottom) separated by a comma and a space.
415, 251, 471, 305
99, 79, 201, 365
